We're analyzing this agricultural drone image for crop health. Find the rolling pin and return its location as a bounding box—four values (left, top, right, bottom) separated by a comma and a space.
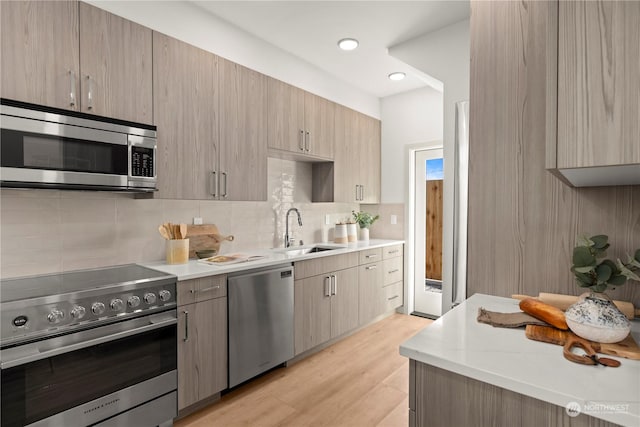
512, 292, 640, 320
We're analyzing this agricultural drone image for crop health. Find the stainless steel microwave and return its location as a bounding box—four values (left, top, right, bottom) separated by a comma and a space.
0, 99, 157, 192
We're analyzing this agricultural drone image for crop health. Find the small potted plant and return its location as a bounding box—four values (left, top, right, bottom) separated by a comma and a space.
566, 234, 640, 343
352, 211, 379, 241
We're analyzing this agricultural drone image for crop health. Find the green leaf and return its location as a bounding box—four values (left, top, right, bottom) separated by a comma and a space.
573, 246, 596, 267
573, 266, 595, 274
577, 281, 592, 288
635, 249, 640, 263
577, 235, 594, 247
608, 274, 627, 286
591, 283, 608, 293
617, 259, 640, 282
601, 259, 619, 274
590, 235, 609, 249
596, 264, 612, 282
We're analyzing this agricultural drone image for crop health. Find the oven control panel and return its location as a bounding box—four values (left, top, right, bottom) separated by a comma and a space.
1, 283, 176, 347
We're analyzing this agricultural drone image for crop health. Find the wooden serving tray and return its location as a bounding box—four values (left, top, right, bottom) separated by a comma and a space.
186, 224, 234, 259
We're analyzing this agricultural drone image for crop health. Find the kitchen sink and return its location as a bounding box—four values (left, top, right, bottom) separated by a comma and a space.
278, 246, 339, 256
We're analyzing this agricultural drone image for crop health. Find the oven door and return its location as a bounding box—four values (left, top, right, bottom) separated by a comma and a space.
0, 311, 177, 427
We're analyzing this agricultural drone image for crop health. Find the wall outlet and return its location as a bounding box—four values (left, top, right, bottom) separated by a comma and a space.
193, 217, 203, 225
390, 215, 397, 225
325, 214, 331, 225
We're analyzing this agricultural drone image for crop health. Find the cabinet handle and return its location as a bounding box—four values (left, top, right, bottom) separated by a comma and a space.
210, 171, 217, 197
388, 269, 399, 274
324, 276, 331, 297
69, 70, 76, 107
331, 274, 337, 296
365, 254, 378, 259
305, 131, 310, 152
355, 185, 359, 201
221, 172, 228, 198
299, 130, 305, 151
183, 310, 189, 342
388, 250, 399, 255
360, 185, 365, 201
86, 75, 93, 110
366, 265, 377, 270
388, 295, 399, 301
199, 285, 221, 293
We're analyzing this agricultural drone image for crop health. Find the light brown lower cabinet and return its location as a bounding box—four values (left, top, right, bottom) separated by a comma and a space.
177, 284, 227, 411
359, 246, 404, 325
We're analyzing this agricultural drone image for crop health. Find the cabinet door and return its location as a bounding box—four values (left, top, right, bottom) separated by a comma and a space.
359, 114, 381, 203
1, 0, 79, 110
79, 3, 153, 124
359, 261, 383, 325
298, 275, 332, 353
177, 298, 227, 410
219, 59, 268, 201
330, 267, 359, 338
304, 92, 335, 159
267, 78, 305, 153
334, 105, 361, 202
557, 1, 640, 168
153, 32, 218, 199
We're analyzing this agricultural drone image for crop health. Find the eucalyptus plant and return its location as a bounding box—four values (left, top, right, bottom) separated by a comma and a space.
352, 211, 379, 229
571, 234, 640, 293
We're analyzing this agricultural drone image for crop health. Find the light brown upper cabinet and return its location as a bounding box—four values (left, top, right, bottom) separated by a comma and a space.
219, 58, 268, 201
79, 3, 153, 124
552, 0, 640, 186
267, 78, 335, 160
1, 0, 80, 110
0, 1, 153, 125
153, 32, 218, 200
333, 104, 381, 203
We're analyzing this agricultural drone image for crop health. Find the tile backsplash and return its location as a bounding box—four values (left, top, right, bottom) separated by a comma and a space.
0, 158, 359, 278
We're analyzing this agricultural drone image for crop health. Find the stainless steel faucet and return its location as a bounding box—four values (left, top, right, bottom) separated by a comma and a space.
284, 208, 303, 248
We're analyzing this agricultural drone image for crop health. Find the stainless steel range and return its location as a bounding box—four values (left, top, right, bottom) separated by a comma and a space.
0, 264, 178, 427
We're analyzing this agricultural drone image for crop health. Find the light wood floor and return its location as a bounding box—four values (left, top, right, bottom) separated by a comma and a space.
175, 313, 432, 427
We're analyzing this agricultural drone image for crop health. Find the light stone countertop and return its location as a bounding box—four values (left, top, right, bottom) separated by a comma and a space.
141, 239, 403, 281
400, 293, 640, 427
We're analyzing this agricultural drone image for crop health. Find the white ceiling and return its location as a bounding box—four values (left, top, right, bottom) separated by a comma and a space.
191, 1, 470, 98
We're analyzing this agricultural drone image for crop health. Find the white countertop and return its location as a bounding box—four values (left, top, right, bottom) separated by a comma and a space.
141, 239, 403, 281
400, 293, 640, 427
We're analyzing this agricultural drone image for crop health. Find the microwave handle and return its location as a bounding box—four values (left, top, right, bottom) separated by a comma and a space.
0, 315, 176, 369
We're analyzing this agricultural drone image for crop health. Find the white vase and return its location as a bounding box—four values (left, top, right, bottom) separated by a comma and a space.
565, 292, 631, 343
360, 227, 369, 241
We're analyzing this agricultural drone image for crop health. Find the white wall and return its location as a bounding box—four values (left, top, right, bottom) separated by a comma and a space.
380, 87, 443, 203
86, 0, 380, 118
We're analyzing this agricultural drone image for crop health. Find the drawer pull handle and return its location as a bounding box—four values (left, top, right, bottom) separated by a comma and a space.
388, 269, 399, 274
366, 265, 377, 270
365, 254, 378, 259
388, 250, 399, 254
199, 285, 221, 293
388, 295, 399, 301
189, 289, 195, 294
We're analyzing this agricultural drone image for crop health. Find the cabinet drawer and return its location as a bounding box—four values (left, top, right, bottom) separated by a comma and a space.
383, 244, 403, 260
294, 252, 358, 279
178, 275, 227, 305
359, 248, 382, 265
383, 257, 403, 286
382, 281, 403, 312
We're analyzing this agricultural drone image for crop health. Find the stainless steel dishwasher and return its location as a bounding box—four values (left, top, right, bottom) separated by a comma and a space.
227, 264, 294, 388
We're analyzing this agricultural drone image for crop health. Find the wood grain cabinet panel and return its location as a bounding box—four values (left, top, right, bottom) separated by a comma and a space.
79, 2, 153, 124
296, 274, 332, 353
0, 0, 80, 110
557, 0, 640, 169
177, 297, 227, 410
359, 114, 381, 203
219, 58, 268, 201
294, 252, 359, 280
358, 261, 383, 324
304, 92, 335, 159
153, 31, 218, 199
329, 267, 359, 338
267, 78, 305, 153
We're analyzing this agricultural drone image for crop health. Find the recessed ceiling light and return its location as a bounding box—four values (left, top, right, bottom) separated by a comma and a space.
388, 72, 406, 81
338, 38, 359, 51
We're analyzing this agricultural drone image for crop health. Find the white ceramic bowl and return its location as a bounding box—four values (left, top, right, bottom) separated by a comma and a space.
565, 295, 631, 344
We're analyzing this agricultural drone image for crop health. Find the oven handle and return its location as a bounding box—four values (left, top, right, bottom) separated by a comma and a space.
1, 313, 176, 370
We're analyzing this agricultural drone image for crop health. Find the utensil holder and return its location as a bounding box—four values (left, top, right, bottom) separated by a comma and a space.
166, 239, 189, 264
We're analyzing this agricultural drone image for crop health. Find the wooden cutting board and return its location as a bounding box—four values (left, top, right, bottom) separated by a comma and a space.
185, 224, 234, 258
525, 324, 640, 360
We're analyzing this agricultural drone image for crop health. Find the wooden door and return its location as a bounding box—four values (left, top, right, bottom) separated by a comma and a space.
334, 105, 361, 202
358, 261, 383, 325
177, 298, 227, 410
557, 1, 640, 168
304, 92, 335, 159
330, 267, 359, 338
267, 78, 305, 153
299, 274, 332, 352
219, 59, 268, 201
359, 114, 381, 203
79, 3, 153, 124
425, 180, 443, 280
0, 0, 80, 110
153, 32, 218, 199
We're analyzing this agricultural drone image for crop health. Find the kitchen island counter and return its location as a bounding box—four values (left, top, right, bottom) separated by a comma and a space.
400, 293, 640, 427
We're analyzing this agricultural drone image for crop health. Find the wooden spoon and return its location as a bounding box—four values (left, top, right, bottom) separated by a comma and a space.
179, 223, 187, 240
158, 225, 171, 240
163, 222, 173, 239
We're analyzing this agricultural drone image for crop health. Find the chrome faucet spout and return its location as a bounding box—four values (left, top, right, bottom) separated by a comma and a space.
284, 208, 303, 248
